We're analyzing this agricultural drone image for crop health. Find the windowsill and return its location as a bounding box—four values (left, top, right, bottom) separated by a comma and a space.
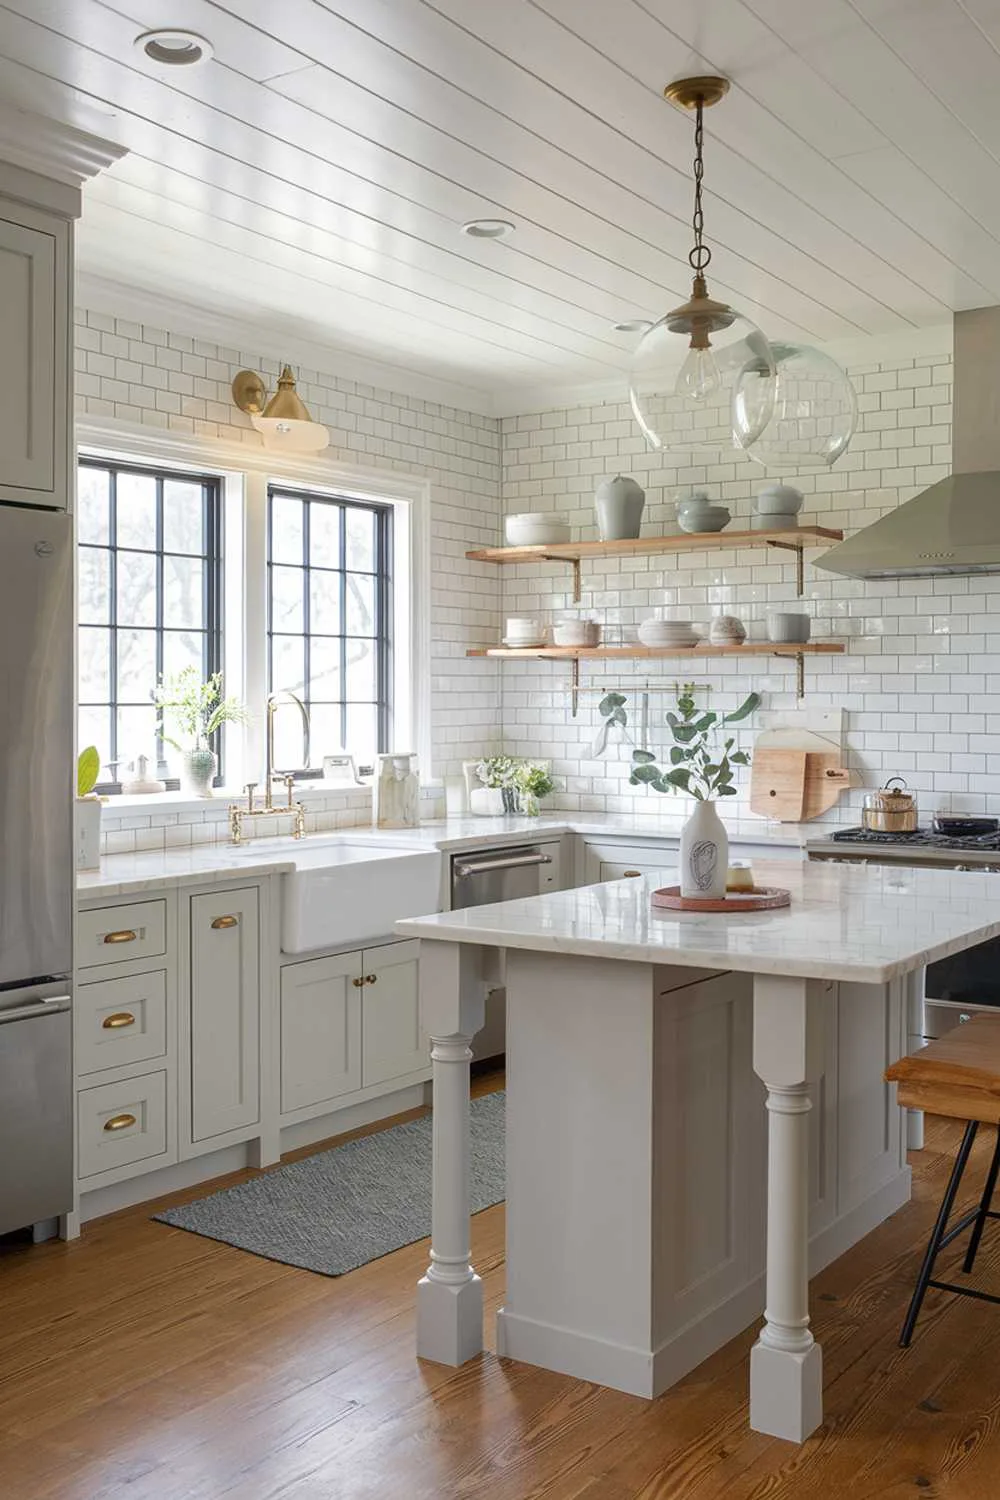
100, 779, 442, 818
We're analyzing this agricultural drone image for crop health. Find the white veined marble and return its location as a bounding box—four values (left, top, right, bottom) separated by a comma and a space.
396, 858, 1000, 984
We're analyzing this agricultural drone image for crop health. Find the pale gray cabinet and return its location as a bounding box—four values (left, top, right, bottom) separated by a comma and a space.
280, 951, 363, 1115
280, 939, 427, 1121
0, 205, 69, 507
188, 887, 261, 1142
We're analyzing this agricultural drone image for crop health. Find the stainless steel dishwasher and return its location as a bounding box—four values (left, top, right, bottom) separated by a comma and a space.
450, 844, 556, 1060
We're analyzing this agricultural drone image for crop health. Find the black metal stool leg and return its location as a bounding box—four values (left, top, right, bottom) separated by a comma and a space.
963, 1125, 1000, 1274
900, 1120, 979, 1347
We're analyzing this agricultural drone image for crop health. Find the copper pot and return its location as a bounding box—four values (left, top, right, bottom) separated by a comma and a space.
862, 777, 918, 833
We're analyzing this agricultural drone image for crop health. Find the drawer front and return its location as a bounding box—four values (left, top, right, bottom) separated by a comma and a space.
77, 1070, 168, 1178
76, 971, 168, 1077
78, 900, 167, 970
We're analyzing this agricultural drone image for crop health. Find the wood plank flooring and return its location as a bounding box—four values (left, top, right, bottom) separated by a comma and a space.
3, 1082, 1000, 1499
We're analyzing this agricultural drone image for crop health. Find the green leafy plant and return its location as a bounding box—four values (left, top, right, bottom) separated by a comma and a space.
153, 668, 248, 752
515, 762, 555, 800
77, 745, 100, 799
598, 684, 760, 801
475, 755, 521, 789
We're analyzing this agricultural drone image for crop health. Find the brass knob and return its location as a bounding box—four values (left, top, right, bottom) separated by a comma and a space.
103, 1112, 136, 1132
365, 974, 377, 985
102, 1012, 135, 1030
352, 976, 365, 988
211, 915, 239, 930
623, 870, 642, 878
103, 929, 137, 944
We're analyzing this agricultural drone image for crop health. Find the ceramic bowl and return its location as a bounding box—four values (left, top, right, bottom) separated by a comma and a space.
766, 611, 811, 644
755, 484, 804, 516
504, 513, 571, 546
638, 618, 697, 648
678, 505, 730, 534
552, 619, 599, 647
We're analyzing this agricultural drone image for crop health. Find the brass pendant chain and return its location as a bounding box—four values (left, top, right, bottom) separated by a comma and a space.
688, 99, 712, 276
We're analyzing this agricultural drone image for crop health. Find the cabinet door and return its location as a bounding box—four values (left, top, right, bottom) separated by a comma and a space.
362, 940, 427, 1087
189, 888, 260, 1142
280, 952, 363, 1115
0, 214, 59, 500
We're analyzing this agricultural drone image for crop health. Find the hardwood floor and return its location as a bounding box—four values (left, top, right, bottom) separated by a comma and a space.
3, 1086, 1000, 1499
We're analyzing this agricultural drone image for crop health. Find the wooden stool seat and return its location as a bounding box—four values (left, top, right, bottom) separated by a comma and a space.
885, 1014, 1000, 1346
886, 1014, 1000, 1124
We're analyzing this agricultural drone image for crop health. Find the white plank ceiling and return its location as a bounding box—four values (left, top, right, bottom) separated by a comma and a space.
1, 0, 996, 407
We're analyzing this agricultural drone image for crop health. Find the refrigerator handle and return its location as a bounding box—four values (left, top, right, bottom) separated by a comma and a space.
0, 995, 72, 1025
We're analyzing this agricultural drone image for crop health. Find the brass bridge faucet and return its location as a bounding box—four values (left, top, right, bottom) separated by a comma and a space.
229, 690, 310, 844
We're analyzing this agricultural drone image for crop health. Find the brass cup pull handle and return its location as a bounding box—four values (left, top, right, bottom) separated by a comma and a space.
351, 976, 365, 988
211, 915, 239, 930
623, 870, 642, 878
365, 974, 377, 985
103, 929, 137, 945
102, 1011, 136, 1030
103, 1112, 136, 1132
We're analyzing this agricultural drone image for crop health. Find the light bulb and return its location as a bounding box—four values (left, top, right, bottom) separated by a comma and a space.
675, 345, 722, 400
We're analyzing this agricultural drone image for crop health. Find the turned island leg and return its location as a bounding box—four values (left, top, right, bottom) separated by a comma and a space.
415, 940, 487, 1366
751, 973, 824, 1443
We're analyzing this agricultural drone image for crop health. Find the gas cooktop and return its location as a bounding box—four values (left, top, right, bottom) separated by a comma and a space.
832, 826, 1000, 851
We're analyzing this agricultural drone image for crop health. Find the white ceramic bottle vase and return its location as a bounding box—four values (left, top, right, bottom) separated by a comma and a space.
679, 798, 729, 899
595, 474, 645, 541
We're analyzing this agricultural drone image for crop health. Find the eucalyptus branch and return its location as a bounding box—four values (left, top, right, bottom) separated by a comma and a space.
598, 685, 759, 801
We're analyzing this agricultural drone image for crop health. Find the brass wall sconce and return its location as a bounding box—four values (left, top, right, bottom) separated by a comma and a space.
231, 364, 330, 453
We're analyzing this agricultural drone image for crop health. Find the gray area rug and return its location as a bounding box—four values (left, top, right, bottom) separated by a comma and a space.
154, 1089, 505, 1276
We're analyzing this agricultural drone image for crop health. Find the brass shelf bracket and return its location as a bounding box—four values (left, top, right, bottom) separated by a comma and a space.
765, 539, 805, 595
541, 555, 582, 603
571, 656, 580, 717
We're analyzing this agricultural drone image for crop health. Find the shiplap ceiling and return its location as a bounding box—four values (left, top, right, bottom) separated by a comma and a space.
0, 0, 994, 409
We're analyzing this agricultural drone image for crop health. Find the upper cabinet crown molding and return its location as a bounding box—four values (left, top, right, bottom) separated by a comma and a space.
0, 104, 127, 219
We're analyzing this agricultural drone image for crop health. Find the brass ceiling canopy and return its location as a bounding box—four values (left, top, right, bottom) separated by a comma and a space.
663, 75, 730, 110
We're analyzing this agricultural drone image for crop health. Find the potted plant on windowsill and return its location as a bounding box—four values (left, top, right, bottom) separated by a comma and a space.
76, 744, 102, 871
598, 685, 760, 897
154, 668, 248, 799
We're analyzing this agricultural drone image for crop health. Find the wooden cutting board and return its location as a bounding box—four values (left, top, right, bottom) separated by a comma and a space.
750, 747, 852, 822
750, 748, 807, 821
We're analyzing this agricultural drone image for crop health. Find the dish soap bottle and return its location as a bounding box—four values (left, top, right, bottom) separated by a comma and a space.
374, 753, 420, 829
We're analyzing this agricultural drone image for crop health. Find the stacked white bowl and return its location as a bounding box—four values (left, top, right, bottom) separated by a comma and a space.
637, 617, 699, 649
503, 616, 546, 647
751, 484, 804, 530
504, 512, 571, 546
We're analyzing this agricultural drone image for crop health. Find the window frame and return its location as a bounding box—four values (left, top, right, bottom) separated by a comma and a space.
76, 455, 225, 794
265, 483, 395, 776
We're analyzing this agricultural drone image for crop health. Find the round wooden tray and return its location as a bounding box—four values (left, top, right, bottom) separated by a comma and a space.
651, 885, 791, 913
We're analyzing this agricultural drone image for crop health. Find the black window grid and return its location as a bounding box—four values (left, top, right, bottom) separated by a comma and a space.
266, 485, 393, 775
77, 457, 224, 793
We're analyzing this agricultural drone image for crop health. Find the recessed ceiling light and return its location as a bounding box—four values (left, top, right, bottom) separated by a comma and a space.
460, 219, 516, 240
612, 318, 654, 334
134, 29, 214, 67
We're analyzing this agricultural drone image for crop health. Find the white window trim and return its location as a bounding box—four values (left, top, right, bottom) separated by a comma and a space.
75, 417, 433, 789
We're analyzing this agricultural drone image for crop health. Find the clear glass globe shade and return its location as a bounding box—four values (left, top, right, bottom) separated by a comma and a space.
734, 341, 858, 469
629, 311, 776, 453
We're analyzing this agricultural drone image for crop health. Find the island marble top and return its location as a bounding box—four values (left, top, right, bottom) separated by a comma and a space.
396, 857, 1000, 984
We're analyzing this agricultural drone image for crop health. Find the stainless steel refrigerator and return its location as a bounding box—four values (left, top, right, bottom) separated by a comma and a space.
0, 504, 73, 1236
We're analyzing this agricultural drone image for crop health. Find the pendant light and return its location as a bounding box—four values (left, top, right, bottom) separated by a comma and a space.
231, 365, 330, 453
629, 77, 776, 452
733, 340, 859, 469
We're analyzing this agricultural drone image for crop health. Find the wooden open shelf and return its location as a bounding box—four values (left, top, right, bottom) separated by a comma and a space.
465, 526, 842, 566
467, 640, 846, 711
466, 642, 845, 661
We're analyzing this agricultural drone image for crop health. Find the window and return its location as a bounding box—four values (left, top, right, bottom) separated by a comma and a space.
77, 458, 223, 788
267, 486, 393, 772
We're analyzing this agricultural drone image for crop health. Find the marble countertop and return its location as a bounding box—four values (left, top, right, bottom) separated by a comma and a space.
77, 811, 804, 897
395, 857, 1000, 984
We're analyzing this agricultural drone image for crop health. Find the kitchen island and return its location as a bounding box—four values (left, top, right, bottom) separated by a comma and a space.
397, 858, 1000, 1444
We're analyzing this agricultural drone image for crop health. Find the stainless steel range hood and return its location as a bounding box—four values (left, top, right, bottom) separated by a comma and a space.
817, 308, 1000, 579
